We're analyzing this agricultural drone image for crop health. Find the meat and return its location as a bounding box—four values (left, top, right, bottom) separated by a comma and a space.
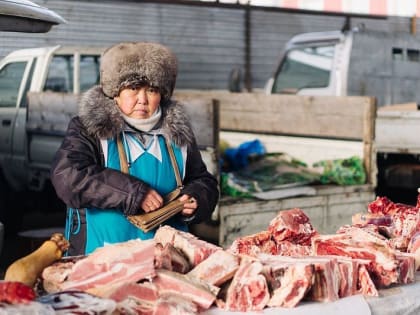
230, 231, 277, 256
61, 239, 156, 292
154, 226, 221, 267
357, 264, 379, 296
312, 232, 399, 288
224, 259, 270, 312
41, 258, 80, 293
268, 208, 318, 246
154, 243, 191, 274
152, 269, 219, 310
0, 281, 35, 304
365, 196, 420, 251
258, 254, 314, 308
188, 249, 240, 286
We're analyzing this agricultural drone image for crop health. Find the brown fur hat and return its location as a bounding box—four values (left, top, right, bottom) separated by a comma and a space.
100, 42, 177, 101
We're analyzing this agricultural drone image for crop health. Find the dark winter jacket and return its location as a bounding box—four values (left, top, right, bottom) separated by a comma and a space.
50, 86, 219, 253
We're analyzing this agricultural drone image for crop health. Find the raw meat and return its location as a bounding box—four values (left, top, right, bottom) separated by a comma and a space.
154, 226, 221, 267
229, 231, 277, 256
61, 239, 156, 292
268, 208, 318, 246
257, 254, 314, 308
188, 249, 240, 287
224, 259, 270, 312
152, 269, 219, 310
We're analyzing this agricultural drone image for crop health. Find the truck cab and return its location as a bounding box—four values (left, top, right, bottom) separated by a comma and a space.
266, 27, 420, 203
0, 46, 103, 192
265, 30, 352, 98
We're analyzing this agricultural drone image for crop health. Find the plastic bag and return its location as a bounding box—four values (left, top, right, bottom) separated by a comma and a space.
313, 156, 366, 185
222, 139, 266, 171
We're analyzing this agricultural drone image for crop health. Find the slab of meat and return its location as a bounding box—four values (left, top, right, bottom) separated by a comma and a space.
365, 196, 420, 251
312, 233, 399, 288
268, 208, 318, 246
229, 231, 277, 257
224, 259, 270, 312
41, 257, 82, 293
276, 240, 312, 256
61, 239, 156, 292
395, 252, 416, 284
152, 269, 219, 310
368, 196, 418, 216
257, 254, 314, 308
154, 226, 221, 267
154, 243, 191, 274
0, 281, 36, 304
188, 249, 240, 287
357, 264, 379, 296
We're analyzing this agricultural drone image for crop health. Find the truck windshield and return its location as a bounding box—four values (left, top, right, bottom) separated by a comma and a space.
272, 45, 334, 94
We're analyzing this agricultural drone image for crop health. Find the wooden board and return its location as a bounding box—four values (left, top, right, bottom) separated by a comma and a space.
175, 90, 376, 141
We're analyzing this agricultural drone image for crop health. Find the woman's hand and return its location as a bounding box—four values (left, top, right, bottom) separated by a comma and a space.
141, 189, 163, 213
179, 194, 197, 217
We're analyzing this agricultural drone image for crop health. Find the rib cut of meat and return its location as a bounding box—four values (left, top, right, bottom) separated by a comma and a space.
312, 232, 399, 288
276, 240, 312, 257
229, 231, 277, 256
188, 249, 240, 287
154, 226, 221, 267
224, 259, 270, 312
257, 254, 314, 308
62, 239, 156, 292
268, 208, 317, 246
357, 264, 378, 296
152, 269, 219, 310
154, 243, 191, 274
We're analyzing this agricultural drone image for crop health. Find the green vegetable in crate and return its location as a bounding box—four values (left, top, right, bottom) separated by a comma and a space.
313, 156, 366, 185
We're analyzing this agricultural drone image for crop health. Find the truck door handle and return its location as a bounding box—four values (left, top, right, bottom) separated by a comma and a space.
2, 119, 11, 126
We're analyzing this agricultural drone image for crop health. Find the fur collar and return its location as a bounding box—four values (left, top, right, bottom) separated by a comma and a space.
78, 85, 194, 147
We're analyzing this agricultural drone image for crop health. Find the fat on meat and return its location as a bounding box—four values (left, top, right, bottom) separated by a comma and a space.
188, 249, 240, 287
152, 269, 219, 310
225, 259, 270, 312
61, 239, 156, 292
312, 233, 399, 288
229, 231, 277, 257
154, 226, 221, 267
257, 254, 314, 308
268, 208, 318, 246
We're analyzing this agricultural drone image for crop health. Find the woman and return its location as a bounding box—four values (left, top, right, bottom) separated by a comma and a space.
50, 42, 219, 255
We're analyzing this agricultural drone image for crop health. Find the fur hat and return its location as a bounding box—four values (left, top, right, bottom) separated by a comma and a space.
100, 42, 177, 101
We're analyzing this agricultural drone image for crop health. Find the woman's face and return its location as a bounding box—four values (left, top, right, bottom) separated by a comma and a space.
115, 85, 161, 119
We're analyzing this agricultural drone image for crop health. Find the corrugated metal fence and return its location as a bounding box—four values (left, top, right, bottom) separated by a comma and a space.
0, 1, 413, 89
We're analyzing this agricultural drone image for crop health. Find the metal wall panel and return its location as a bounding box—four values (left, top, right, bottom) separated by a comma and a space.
1, 1, 419, 90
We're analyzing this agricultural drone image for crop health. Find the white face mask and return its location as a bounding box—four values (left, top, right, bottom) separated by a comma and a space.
121, 106, 162, 132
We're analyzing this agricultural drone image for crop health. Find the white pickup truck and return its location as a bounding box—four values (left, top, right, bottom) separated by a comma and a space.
0, 0, 66, 253
0, 45, 103, 234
